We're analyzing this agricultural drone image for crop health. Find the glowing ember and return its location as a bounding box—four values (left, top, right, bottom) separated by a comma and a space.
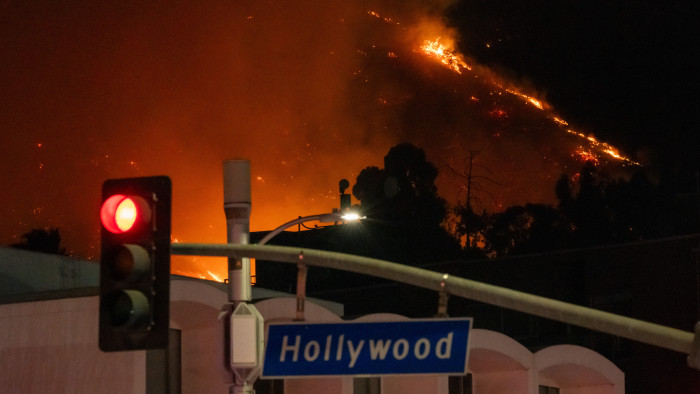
420, 38, 471, 74
574, 147, 600, 164
489, 108, 508, 118
367, 10, 399, 25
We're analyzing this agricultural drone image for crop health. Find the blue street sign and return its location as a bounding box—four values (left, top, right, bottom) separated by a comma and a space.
262, 318, 472, 378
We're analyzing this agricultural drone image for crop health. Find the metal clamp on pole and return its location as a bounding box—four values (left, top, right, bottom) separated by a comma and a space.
687, 322, 700, 370
435, 273, 450, 318
295, 252, 307, 321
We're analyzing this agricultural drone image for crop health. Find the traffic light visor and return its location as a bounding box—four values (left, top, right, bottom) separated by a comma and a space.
101, 194, 150, 233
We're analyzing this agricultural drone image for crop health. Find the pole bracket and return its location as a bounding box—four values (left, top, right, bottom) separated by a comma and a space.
687, 321, 700, 369
435, 273, 450, 318
295, 251, 307, 321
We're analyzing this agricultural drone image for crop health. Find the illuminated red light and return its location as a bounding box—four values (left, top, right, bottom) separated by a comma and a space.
101, 194, 149, 233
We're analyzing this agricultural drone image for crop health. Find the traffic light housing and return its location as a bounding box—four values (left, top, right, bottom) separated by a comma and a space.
99, 176, 171, 352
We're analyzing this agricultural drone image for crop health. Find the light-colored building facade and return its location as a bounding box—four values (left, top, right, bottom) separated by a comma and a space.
0, 247, 623, 393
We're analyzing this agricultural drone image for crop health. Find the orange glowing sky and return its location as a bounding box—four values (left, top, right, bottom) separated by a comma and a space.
1, 1, 639, 280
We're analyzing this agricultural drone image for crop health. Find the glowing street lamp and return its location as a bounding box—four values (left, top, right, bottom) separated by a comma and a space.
257, 210, 364, 245
339, 212, 362, 222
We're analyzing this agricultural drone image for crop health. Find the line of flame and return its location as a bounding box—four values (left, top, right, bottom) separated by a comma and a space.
417, 37, 639, 166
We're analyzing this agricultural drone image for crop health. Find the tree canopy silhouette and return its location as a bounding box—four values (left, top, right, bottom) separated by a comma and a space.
482, 203, 569, 257
351, 143, 461, 264
10, 227, 67, 255
455, 160, 699, 257
352, 147, 698, 260
554, 164, 689, 247
353, 143, 446, 228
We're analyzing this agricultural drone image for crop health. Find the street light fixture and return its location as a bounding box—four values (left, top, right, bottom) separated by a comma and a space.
340, 212, 362, 221
257, 210, 364, 245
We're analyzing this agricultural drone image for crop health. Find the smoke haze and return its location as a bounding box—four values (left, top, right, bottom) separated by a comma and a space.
0, 1, 633, 278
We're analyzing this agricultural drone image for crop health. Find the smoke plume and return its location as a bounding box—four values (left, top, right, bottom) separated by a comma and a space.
0, 1, 633, 279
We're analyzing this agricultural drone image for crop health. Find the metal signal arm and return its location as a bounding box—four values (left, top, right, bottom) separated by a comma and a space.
172, 242, 700, 371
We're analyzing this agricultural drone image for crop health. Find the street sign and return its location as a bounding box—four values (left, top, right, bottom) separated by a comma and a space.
262, 318, 472, 378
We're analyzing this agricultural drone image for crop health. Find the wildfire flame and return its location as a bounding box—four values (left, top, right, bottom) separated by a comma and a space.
419, 38, 471, 74
505, 89, 544, 110
418, 35, 638, 166
565, 130, 639, 165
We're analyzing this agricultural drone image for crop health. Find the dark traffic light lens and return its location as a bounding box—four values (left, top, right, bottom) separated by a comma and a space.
110, 244, 150, 281
107, 290, 150, 328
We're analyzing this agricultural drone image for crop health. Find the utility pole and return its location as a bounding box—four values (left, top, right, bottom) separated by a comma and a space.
224, 160, 251, 303
223, 160, 263, 394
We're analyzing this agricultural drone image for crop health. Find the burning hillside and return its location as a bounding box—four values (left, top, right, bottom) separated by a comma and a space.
346, 12, 637, 211
0, 2, 637, 281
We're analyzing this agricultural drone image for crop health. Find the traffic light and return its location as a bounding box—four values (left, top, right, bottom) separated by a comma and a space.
99, 176, 171, 352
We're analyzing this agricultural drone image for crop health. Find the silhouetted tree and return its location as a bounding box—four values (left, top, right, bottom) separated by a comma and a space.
351, 143, 460, 264
555, 164, 690, 247
353, 143, 447, 228
452, 204, 485, 249
570, 162, 614, 245
479, 163, 688, 256
555, 173, 573, 211
448, 148, 501, 248
10, 228, 67, 255
482, 203, 569, 257
351, 166, 385, 211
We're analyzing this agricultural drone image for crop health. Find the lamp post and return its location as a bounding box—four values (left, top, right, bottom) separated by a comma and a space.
223, 160, 262, 394
256, 211, 363, 322
222, 165, 362, 391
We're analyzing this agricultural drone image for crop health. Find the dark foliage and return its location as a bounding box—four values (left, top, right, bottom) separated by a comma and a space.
482, 203, 569, 257
556, 164, 696, 247
350, 143, 462, 263
453, 161, 700, 257
10, 227, 67, 255
353, 143, 447, 229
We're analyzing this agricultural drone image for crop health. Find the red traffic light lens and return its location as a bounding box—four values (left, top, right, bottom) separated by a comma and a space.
101, 194, 151, 233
